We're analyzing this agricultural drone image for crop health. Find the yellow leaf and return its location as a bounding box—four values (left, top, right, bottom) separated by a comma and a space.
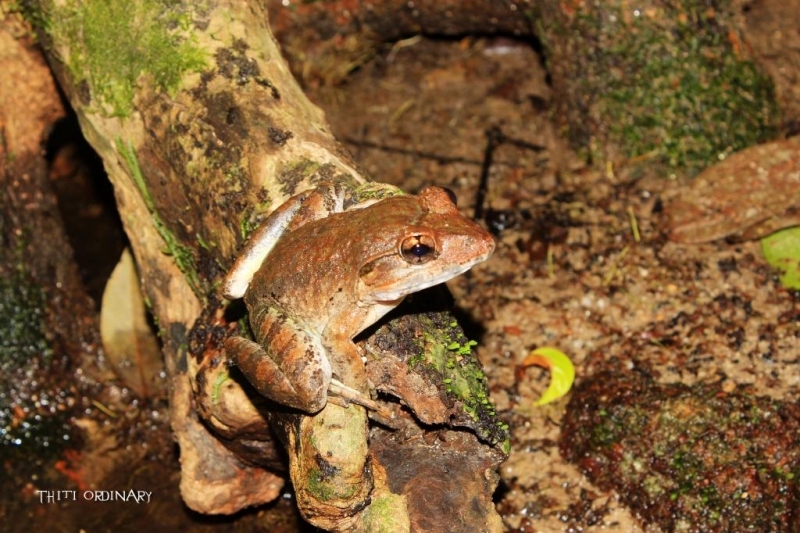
517, 347, 575, 406
100, 249, 163, 398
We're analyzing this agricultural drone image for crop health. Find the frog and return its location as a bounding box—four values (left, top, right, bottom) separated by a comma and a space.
222, 182, 495, 414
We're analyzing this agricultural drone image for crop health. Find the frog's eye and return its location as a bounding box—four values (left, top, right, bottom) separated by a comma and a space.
400, 234, 438, 264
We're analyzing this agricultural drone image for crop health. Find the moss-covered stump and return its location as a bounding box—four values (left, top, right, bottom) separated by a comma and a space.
560, 370, 800, 532
537, 0, 779, 176
366, 304, 509, 448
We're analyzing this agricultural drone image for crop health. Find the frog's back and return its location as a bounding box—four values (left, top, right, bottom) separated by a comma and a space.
244, 198, 420, 320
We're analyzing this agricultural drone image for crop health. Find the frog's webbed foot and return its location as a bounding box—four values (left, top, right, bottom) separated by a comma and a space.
329, 380, 399, 428
322, 336, 396, 420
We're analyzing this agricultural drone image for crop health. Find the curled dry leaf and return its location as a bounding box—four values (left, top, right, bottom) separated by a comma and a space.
100, 249, 164, 398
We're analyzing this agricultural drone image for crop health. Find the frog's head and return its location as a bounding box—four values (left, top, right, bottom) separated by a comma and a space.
357, 186, 495, 303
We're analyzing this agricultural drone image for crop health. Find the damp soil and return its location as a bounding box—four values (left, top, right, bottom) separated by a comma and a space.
303, 35, 800, 531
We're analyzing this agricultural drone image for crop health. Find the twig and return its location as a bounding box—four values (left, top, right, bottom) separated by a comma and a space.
628, 206, 641, 242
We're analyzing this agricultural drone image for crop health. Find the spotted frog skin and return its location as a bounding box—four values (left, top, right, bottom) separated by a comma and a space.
222, 183, 495, 414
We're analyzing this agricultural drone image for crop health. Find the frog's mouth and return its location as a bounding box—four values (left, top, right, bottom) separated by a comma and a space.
363, 250, 492, 302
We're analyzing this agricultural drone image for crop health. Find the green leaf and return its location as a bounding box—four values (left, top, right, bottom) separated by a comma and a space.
761, 227, 800, 289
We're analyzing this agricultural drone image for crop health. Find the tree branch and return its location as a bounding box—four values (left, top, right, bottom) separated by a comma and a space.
31, 0, 506, 529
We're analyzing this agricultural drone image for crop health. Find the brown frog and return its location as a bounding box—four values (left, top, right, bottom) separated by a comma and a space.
222, 183, 495, 413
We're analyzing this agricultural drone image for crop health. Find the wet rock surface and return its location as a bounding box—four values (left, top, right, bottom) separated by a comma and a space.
561, 370, 800, 532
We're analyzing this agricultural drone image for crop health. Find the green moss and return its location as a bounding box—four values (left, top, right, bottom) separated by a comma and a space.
117, 138, 202, 293
410, 313, 508, 447
43, 0, 206, 118
605, 10, 776, 174
501, 438, 511, 455
223, 164, 246, 184
561, 372, 800, 531
195, 232, 212, 251
275, 159, 323, 197
358, 492, 409, 532
306, 468, 336, 501
238, 200, 272, 242
363, 492, 394, 519
210, 368, 229, 404
13, 1, 48, 34
542, 0, 778, 176
305, 467, 361, 502
353, 182, 404, 202
239, 209, 257, 241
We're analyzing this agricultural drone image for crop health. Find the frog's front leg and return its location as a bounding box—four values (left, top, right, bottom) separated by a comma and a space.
225, 306, 331, 413
223, 182, 347, 300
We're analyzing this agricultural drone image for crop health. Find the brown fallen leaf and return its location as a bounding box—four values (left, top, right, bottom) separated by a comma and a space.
100, 249, 164, 398
667, 136, 800, 243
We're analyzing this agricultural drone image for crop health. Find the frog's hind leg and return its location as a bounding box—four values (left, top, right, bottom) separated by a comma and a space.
225, 321, 331, 414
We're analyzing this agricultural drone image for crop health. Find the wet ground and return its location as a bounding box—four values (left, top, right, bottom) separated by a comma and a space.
306, 34, 799, 531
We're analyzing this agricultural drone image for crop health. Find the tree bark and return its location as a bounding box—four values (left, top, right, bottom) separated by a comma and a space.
30, 0, 506, 530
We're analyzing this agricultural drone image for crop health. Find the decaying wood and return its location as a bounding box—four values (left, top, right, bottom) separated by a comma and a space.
266, 0, 537, 87
29, 0, 505, 530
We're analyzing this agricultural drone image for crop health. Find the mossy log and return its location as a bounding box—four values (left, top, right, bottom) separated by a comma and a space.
28, 0, 506, 530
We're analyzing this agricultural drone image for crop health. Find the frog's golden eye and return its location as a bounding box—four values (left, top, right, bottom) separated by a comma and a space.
400, 235, 438, 264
